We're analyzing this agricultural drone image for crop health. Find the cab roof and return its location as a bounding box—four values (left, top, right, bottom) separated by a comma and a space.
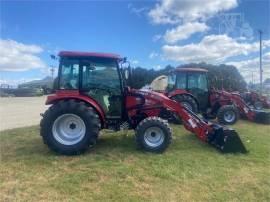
174, 67, 208, 72
58, 51, 122, 60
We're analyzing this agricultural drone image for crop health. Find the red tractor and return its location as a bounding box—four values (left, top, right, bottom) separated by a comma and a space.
40, 51, 247, 155
151, 68, 270, 125
240, 91, 270, 110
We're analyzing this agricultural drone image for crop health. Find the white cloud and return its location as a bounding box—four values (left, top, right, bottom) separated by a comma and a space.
162, 34, 270, 63
226, 52, 270, 82
149, 51, 159, 59
131, 60, 139, 65
0, 39, 46, 71
152, 34, 162, 42
164, 22, 209, 43
128, 3, 148, 17
154, 65, 162, 70
148, 0, 238, 24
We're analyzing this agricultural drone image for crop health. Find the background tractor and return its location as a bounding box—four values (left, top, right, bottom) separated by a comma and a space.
40, 51, 247, 155
240, 91, 270, 110
151, 68, 270, 125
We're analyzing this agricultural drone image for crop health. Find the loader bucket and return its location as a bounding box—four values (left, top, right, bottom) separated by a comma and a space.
208, 125, 247, 153
253, 110, 270, 124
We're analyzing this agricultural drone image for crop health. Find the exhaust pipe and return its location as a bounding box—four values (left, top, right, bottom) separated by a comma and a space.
208, 124, 247, 153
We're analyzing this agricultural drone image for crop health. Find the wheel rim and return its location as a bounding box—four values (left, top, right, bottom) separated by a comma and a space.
144, 127, 165, 148
224, 111, 236, 123
181, 102, 193, 111
254, 102, 263, 110
52, 114, 86, 145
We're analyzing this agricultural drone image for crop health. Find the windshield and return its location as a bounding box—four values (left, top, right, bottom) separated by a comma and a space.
58, 57, 120, 90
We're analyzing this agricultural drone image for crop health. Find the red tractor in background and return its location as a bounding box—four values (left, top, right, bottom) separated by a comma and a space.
40, 51, 247, 155
240, 91, 270, 110
151, 68, 270, 125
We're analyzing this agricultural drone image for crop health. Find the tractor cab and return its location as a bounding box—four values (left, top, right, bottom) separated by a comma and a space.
56, 51, 127, 120
167, 68, 209, 111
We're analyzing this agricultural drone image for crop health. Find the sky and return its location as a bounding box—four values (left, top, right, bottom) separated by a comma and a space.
0, 0, 270, 86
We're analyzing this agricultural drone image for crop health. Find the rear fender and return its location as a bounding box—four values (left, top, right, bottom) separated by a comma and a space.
46, 93, 106, 128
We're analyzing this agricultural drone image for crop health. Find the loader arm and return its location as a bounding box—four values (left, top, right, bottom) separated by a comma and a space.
229, 93, 270, 124
160, 95, 247, 153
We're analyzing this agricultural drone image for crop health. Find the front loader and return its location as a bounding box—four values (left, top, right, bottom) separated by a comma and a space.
40, 51, 247, 155
222, 91, 270, 124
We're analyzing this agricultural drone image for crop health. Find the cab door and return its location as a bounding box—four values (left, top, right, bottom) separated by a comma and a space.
80, 57, 123, 118
187, 72, 209, 111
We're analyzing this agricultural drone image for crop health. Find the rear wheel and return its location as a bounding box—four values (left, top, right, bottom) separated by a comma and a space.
40, 100, 100, 155
135, 117, 172, 153
254, 101, 263, 110
172, 95, 198, 113
217, 105, 238, 125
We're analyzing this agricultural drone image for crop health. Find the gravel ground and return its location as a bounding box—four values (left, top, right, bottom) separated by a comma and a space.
0, 96, 48, 131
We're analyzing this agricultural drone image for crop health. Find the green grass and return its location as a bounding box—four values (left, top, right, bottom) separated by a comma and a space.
0, 121, 270, 201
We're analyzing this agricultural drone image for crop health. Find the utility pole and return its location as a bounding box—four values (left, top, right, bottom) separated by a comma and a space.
50, 65, 55, 79
251, 71, 254, 86
258, 30, 263, 95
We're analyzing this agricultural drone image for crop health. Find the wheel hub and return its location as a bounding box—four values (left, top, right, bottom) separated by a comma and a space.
144, 127, 165, 147
52, 114, 86, 145
224, 111, 235, 123
69, 123, 76, 130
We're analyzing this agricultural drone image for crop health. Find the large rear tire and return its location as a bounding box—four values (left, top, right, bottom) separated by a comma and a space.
254, 101, 263, 110
40, 100, 100, 155
135, 117, 172, 153
172, 95, 198, 113
217, 105, 239, 125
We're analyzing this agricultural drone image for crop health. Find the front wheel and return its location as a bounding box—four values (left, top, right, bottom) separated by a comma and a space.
217, 105, 239, 125
135, 117, 172, 153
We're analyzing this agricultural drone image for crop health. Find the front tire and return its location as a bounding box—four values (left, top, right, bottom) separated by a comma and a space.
217, 105, 238, 125
40, 100, 100, 155
135, 117, 172, 153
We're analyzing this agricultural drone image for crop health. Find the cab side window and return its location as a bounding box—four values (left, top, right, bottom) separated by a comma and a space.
187, 73, 208, 91
176, 72, 187, 89
59, 59, 79, 89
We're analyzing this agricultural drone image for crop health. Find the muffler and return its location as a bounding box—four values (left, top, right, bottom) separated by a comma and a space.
208, 124, 247, 153
253, 110, 270, 124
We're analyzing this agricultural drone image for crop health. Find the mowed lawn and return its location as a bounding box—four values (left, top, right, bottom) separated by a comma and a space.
0, 121, 269, 201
